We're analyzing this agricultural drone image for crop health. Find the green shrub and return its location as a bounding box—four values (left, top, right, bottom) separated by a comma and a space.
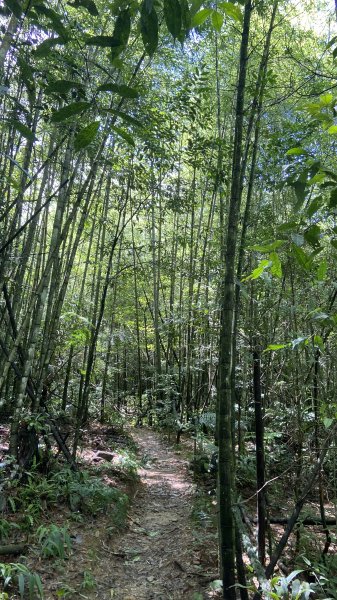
0, 562, 43, 599
37, 524, 71, 559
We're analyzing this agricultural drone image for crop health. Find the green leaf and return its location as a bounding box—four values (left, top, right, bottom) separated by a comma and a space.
330, 188, 337, 209
264, 343, 290, 352
211, 10, 223, 31
292, 245, 312, 270
97, 83, 139, 98
269, 252, 282, 278
105, 109, 143, 128
85, 35, 121, 47
140, 2, 159, 57
180, 0, 191, 34
242, 259, 271, 281
249, 240, 284, 252
111, 125, 135, 146
190, 0, 203, 17
323, 417, 333, 429
219, 2, 243, 23
304, 224, 321, 248
164, 0, 182, 39
74, 121, 99, 151
328, 125, 337, 134
34, 5, 69, 40
191, 8, 212, 27
4, 0, 22, 18
111, 8, 131, 60
68, 0, 99, 16
51, 101, 91, 123
292, 180, 306, 209
317, 259, 327, 281
307, 196, 323, 218
18, 572, 25, 599
35, 37, 67, 57
286, 147, 306, 156
291, 336, 308, 349
11, 120, 35, 141
314, 335, 325, 352
45, 80, 84, 94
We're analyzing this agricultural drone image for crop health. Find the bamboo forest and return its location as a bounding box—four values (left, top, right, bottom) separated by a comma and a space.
2, 0, 337, 598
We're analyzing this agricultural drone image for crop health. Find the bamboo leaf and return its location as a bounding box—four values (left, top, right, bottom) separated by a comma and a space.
51, 101, 91, 122
45, 80, 84, 95
164, 0, 182, 39
111, 125, 135, 146
85, 35, 121, 47
74, 121, 100, 151
11, 120, 36, 141
140, 2, 158, 56
68, 0, 99, 16
97, 83, 139, 98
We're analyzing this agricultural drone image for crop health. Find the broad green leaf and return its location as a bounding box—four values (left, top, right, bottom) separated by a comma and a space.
327, 34, 337, 49
314, 335, 325, 352
74, 121, 99, 151
219, 2, 243, 23
35, 38, 67, 57
34, 5, 69, 40
307, 196, 323, 218
97, 83, 139, 98
330, 188, 337, 209
292, 245, 312, 270
269, 252, 282, 278
105, 109, 143, 128
291, 336, 308, 349
191, 8, 212, 27
264, 343, 290, 352
180, 0, 191, 34
140, 2, 159, 57
286, 147, 306, 156
290, 233, 304, 246
304, 223, 321, 247
328, 125, 337, 134
164, 0, 182, 39
11, 120, 35, 141
249, 240, 284, 252
68, 0, 99, 15
320, 93, 333, 105
292, 180, 306, 208
317, 259, 327, 281
51, 101, 91, 122
4, 0, 22, 18
190, 0, 204, 17
111, 125, 135, 146
242, 259, 270, 281
85, 35, 121, 47
277, 220, 298, 232
111, 9, 131, 60
45, 80, 84, 94
323, 417, 333, 429
311, 311, 330, 322
211, 10, 223, 31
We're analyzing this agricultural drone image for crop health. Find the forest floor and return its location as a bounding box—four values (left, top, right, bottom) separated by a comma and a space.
0, 424, 220, 599
96, 427, 219, 599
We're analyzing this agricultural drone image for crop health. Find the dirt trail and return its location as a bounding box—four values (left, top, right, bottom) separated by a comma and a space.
103, 427, 214, 599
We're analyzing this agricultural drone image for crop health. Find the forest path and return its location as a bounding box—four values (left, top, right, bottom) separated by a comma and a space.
104, 427, 214, 599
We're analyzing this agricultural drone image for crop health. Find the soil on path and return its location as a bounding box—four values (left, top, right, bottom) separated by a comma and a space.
100, 427, 217, 599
